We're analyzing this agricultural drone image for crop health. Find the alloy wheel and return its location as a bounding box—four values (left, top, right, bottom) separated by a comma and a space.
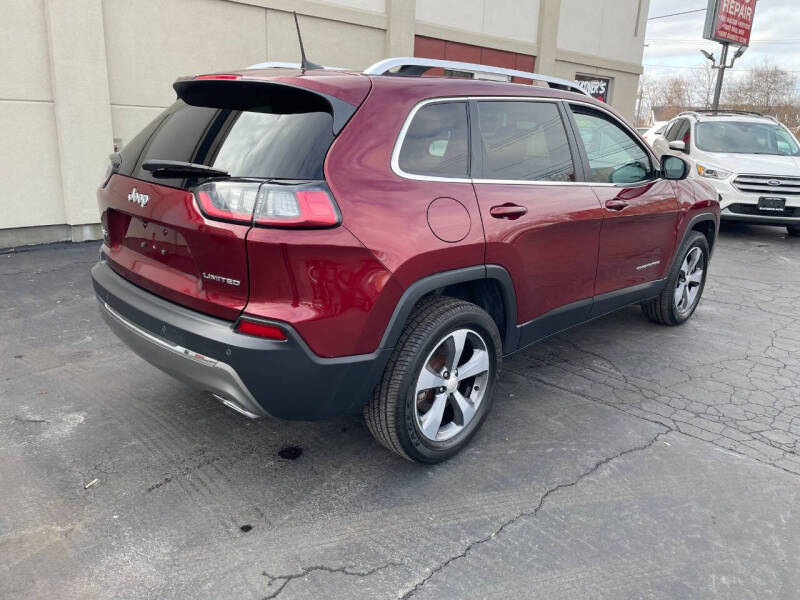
674, 246, 704, 314
413, 328, 491, 442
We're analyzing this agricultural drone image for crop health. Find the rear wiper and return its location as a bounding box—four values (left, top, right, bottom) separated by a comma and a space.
141, 159, 230, 179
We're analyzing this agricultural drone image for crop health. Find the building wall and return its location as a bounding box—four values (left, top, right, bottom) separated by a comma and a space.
557, 0, 647, 65
0, 0, 63, 230
0, 0, 648, 247
416, 0, 541, 45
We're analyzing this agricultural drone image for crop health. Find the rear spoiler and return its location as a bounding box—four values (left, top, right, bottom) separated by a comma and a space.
173, 76, 358, 135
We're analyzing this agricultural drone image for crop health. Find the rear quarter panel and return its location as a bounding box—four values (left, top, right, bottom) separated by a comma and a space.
324, 78, 489, 353
244, 226, 401, 358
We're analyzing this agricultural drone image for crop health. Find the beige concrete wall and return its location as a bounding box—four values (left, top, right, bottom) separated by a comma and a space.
1, 0, 53, 101
46, 0, 115, 227
557, 0, 647, 66
103, 0, 270, 159
416, 0, 540, 44
0, 101, 65, 229
266, 9, 385, 68
1, 0, 648, 244
104, 0, 268, 109
0, 0, 63, 230
323, 0, 385, 12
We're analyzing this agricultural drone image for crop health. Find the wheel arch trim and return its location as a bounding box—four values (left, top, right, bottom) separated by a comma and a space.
377, 265, 519, 354
680, 212, 718, 256
663, 212, 717, 280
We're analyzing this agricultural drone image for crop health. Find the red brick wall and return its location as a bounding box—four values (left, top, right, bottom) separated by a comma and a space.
414, 35, 535, 83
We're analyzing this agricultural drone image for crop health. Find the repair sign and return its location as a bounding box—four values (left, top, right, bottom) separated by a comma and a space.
703, 0, 757, 46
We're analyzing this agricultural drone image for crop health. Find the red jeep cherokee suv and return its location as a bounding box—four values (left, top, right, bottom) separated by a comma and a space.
91, 58, 719, 463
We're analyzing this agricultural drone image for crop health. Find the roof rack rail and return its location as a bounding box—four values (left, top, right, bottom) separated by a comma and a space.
246, 61, 347, 71
363, 57, 591, 96
678, 109, 777, 122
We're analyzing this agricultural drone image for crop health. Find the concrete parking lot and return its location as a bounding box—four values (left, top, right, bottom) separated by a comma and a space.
2, 223, 799, 599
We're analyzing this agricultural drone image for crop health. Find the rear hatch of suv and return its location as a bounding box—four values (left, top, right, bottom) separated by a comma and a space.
98, 72, 369, 320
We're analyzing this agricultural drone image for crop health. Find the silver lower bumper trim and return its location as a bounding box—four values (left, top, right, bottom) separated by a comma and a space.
99, 300, 267, 418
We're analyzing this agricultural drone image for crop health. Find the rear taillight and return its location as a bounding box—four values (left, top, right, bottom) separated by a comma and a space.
234, 319, 287, 340
196, 181, 260, 223
253, 189, 339, 227
194, 180, 340, 228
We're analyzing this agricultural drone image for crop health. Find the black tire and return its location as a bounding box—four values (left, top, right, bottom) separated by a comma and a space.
642, 231, 709, 326
787, 225, 800, 237
364, 295, 502, 463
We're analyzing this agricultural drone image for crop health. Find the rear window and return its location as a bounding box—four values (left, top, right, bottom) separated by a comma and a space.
118, 97, 335, 188
397, 101, 470, 178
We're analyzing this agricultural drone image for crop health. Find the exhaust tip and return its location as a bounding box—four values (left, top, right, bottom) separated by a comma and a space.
211, 393, 262, 419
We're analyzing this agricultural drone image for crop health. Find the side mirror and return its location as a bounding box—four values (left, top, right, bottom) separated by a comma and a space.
668, 140, 687, 153
661, 155, 688, 180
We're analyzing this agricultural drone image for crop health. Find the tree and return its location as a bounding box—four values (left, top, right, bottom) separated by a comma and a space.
690, 62, 716, 110
658, 76, 694, 109
722, 60, 799, 134
635, 75, 694, 126
635, 75, 657, 126
724, 60, 797, 110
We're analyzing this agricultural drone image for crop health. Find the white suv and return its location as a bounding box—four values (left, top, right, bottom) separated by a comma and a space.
653, 111, 800, 236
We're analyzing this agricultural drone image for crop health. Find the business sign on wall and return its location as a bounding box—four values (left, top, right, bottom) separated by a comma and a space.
703, 0, 757, 46
574, 74, 611, 103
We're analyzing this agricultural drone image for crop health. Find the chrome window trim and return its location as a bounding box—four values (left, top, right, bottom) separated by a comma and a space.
392, 96, 580, 185
391, 95, 663, 188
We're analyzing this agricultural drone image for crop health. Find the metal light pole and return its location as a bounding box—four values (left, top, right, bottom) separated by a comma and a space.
702, 44, 746, 111
711, 43, 729, 110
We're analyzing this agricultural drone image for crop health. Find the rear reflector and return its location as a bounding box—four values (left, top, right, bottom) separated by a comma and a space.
194, 180, 340, 228
234, 320, 287, 340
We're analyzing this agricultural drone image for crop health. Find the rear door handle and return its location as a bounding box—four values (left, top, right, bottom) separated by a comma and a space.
490, 204, 528, 220
605, 199, 629, 211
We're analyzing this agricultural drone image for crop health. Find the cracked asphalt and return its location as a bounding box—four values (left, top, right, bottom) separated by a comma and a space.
2, 222, 799, 599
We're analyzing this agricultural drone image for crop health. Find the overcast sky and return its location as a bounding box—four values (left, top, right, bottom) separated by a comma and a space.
643, 0, 800, 83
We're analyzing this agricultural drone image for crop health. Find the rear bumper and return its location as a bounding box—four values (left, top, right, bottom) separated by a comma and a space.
91, 260, 390, 420
98, 299, 266, 418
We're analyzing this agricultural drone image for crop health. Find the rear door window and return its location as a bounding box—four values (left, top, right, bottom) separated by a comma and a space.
477, 101, 575, 182
397, 101, 470, 178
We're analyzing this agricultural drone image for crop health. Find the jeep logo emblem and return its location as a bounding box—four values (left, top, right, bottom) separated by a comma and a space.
128, 187, 149, 207
767, 179, 782, 186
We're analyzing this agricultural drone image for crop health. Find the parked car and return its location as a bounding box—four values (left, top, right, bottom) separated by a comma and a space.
641, 121, 667, 147
653, 110, 800, 236
92, 58, 719, 463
